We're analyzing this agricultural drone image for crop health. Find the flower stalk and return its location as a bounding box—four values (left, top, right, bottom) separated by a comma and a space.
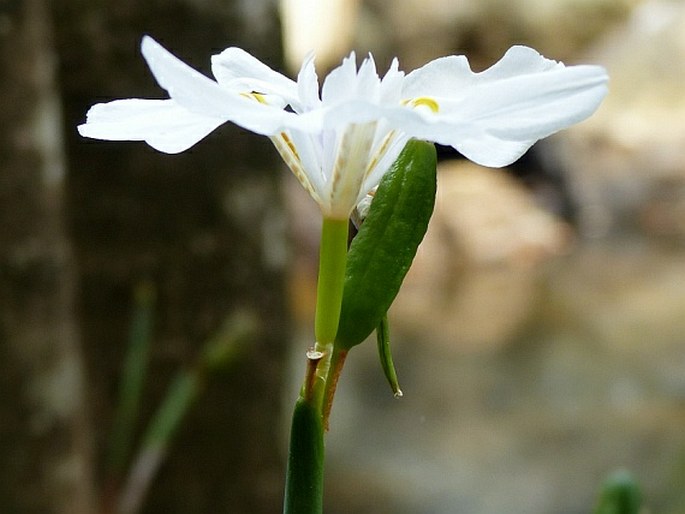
284, 217, 348, 513
310, 217, 349, 407
314, 218, 349, 348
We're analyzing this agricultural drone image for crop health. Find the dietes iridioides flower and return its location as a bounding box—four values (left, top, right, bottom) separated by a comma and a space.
78, 36, 608, 220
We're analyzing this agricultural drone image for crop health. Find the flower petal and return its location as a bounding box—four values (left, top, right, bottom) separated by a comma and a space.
355, 55, 382, 101
140, 36, 302, 136
398, 46, 608, 167
211, 46, 298, 101
402, 55, 474, 98
321, 52, 358, 104
296, 52, 321, 112
325, 122, 378, 218
402, 45, 562, 99
455, 65, 607, 138
286, 129, 324, 192
359, 129, 408, 200
379, 58, 404, 104
77, 99, 226, 153
141, 36, 237, 117
477, 45, 562, 79
440, 66, 606, 166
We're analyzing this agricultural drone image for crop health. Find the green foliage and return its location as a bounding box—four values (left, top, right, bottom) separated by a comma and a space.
140, 373, 199, 450
594, 470, 642, 514
335, 139, 437, 350
107, 282, 156, 476
108, 303, 256, 514
201, 310, 257, 373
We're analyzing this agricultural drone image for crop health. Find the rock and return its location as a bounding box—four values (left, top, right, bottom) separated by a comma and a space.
358, 0, 637, 69
328, 238, 685, 514
549, 0, 685, 237
430, 162, 572, 266
392, 161, 571, 352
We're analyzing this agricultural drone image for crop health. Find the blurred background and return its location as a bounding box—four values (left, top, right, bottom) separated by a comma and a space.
1, 0, 685, 513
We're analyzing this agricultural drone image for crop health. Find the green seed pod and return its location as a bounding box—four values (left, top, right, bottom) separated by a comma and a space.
335, 139, 437, 350
283, 397, 324, 514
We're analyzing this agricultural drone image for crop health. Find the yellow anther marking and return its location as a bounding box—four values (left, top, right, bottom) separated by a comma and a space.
403, 96, 440, 113
240, 92, 268, 104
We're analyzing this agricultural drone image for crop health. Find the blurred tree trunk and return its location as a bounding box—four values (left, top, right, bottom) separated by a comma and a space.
52, 1, 289, 513
0, 1, 96, 513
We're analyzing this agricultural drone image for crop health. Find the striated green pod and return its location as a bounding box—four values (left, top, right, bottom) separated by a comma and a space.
283, 397, 324, 514
335, 139, 437, 350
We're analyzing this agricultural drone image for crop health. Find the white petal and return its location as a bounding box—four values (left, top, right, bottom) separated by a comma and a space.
296, 53, 321, 112
359, 130, 409, 200
141, 36, 235, 116
325, 122, 377, 218
402, 45, 563, 99
379, 58, 405, 104
396, 46, 608, 167
477, 45, 562, 79
210, 46, 298, 101
321, 128, 339, 184
402, 55, 474, 98
442, 66, 606, 166
270, 132, 321, 205
318, 99, 389, 127
321, 52, 358, 104
355, 55, 381, 101
452, 134, 533, 167
456, 65, 608, 139
140, 36, 298, 136
77, 99, 226, 153
287, 129, 324, 192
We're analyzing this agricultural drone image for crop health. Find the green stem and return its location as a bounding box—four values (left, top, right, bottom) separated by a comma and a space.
312, 217, 349, 406
283, 217, 348, 514
283, 218, 348, 514
314, 217, 349, 347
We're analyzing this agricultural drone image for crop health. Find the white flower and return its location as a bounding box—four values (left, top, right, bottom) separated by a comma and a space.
78, 36, 608, 219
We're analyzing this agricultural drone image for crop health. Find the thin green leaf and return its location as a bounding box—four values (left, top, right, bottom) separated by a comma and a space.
107, 282, 155, 477
118, 372, 199, 514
